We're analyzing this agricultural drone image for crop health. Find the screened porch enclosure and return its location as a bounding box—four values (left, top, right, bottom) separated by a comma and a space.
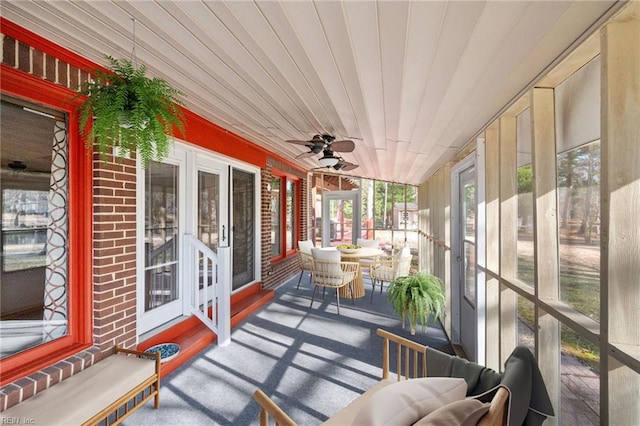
418, 11, 639, 424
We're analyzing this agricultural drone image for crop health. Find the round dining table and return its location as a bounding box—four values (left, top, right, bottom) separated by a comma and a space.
338, 247, 384, 298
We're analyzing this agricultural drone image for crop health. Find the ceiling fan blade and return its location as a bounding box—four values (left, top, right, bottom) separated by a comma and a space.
331, 140, 355, 152
296, 151, 316, 159
286, 139, 313, 146
340, 162, 359, 171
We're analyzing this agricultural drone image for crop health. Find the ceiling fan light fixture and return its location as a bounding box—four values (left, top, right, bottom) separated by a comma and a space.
318, 151, 339, 167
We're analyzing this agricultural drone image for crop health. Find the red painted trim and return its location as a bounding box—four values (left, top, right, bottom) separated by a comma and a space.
2, 18, 307, 174
1, 65, 80, 109
294, 176, 302, 250
231, 282, 261, 304
0, 17, 103, 73
0, 66, 93, 386
179, 108, 268, 168
137, 286, 274, 378
270, 171, 301, 261
229, 291, 275, 327
179, 108, 307, 172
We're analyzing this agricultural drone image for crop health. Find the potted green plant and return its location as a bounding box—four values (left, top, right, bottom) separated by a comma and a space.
387, 272, 446, 335
76, 55, 185, 164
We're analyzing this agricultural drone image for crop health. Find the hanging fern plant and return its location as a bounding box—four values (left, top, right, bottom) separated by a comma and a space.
76, 56, 185, 164
387, 272, 446, 335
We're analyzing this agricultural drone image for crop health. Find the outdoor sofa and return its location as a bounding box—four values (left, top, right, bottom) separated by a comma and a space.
254, 328, 554, 425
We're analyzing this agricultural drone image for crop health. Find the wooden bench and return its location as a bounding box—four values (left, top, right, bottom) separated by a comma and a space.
2, 345, 161, 425
254, 328, 509, 426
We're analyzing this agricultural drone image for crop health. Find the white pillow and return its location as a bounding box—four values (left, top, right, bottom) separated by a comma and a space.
395, 246, 411, 259
352, 377, 467, 426
357, 238, 379, 248
298, 239, 315, 254
311, 248, 341, 262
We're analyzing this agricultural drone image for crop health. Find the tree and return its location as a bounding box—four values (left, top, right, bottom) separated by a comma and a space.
556, 141, 601, 243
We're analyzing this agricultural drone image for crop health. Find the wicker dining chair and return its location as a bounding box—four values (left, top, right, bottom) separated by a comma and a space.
369, 247, 412, 303
355, 238, 380, 275
310, 248, 359, 315
296, 240, 315, 289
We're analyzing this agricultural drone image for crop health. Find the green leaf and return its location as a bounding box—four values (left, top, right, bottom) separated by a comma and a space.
74, 56, 185, 165
387, 272, 445, 332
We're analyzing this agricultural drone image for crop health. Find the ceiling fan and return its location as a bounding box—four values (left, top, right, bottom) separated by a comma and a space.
286, 133, 358, 171
286, 134, 355, 159
312, 154, 359, 172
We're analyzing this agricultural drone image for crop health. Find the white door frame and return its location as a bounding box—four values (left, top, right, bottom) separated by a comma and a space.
450, 144, 486, 364
229, 165, 262, 292
321, 190, 361, 247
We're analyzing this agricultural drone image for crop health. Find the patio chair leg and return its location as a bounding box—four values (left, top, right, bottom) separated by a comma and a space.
322, 287, 326, 298
296, 271, 304, 289
310, 286, 318, 308
349, 283, 355, 305
335, 289, 341, 315
370, 279, 376, 303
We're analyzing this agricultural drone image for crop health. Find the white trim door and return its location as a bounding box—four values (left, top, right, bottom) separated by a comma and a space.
137, 144, 188, 334
321, 191, 362, 247
451, 154, 480, 362
189, 153, 229, 307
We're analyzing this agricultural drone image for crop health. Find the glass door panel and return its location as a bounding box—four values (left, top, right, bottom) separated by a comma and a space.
459, 165, 477, 361
144, 161, 180, 313
231, 169, 255, 290
329, 198, 353, 246
463, 173, 476, 303
197, 171, 219, 298
198, 171, 219, 252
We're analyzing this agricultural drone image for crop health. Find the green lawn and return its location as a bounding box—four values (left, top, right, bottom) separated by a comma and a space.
516, 255, 600, 373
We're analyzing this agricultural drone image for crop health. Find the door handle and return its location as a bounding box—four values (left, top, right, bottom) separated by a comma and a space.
222, 225, 226, 242
456, 256, 462, 262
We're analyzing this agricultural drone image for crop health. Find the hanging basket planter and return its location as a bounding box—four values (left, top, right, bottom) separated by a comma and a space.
76, 55, 186, 164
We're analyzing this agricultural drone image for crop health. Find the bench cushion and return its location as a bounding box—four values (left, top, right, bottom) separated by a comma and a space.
3, 354, 156, 424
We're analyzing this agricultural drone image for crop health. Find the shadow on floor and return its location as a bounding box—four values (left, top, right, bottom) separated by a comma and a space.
124, 274, 453, 426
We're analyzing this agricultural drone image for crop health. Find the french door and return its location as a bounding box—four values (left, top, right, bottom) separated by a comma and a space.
138, 144, 256, 334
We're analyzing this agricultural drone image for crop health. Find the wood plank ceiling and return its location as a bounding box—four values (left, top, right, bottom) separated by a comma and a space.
1, 1, 622, 185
